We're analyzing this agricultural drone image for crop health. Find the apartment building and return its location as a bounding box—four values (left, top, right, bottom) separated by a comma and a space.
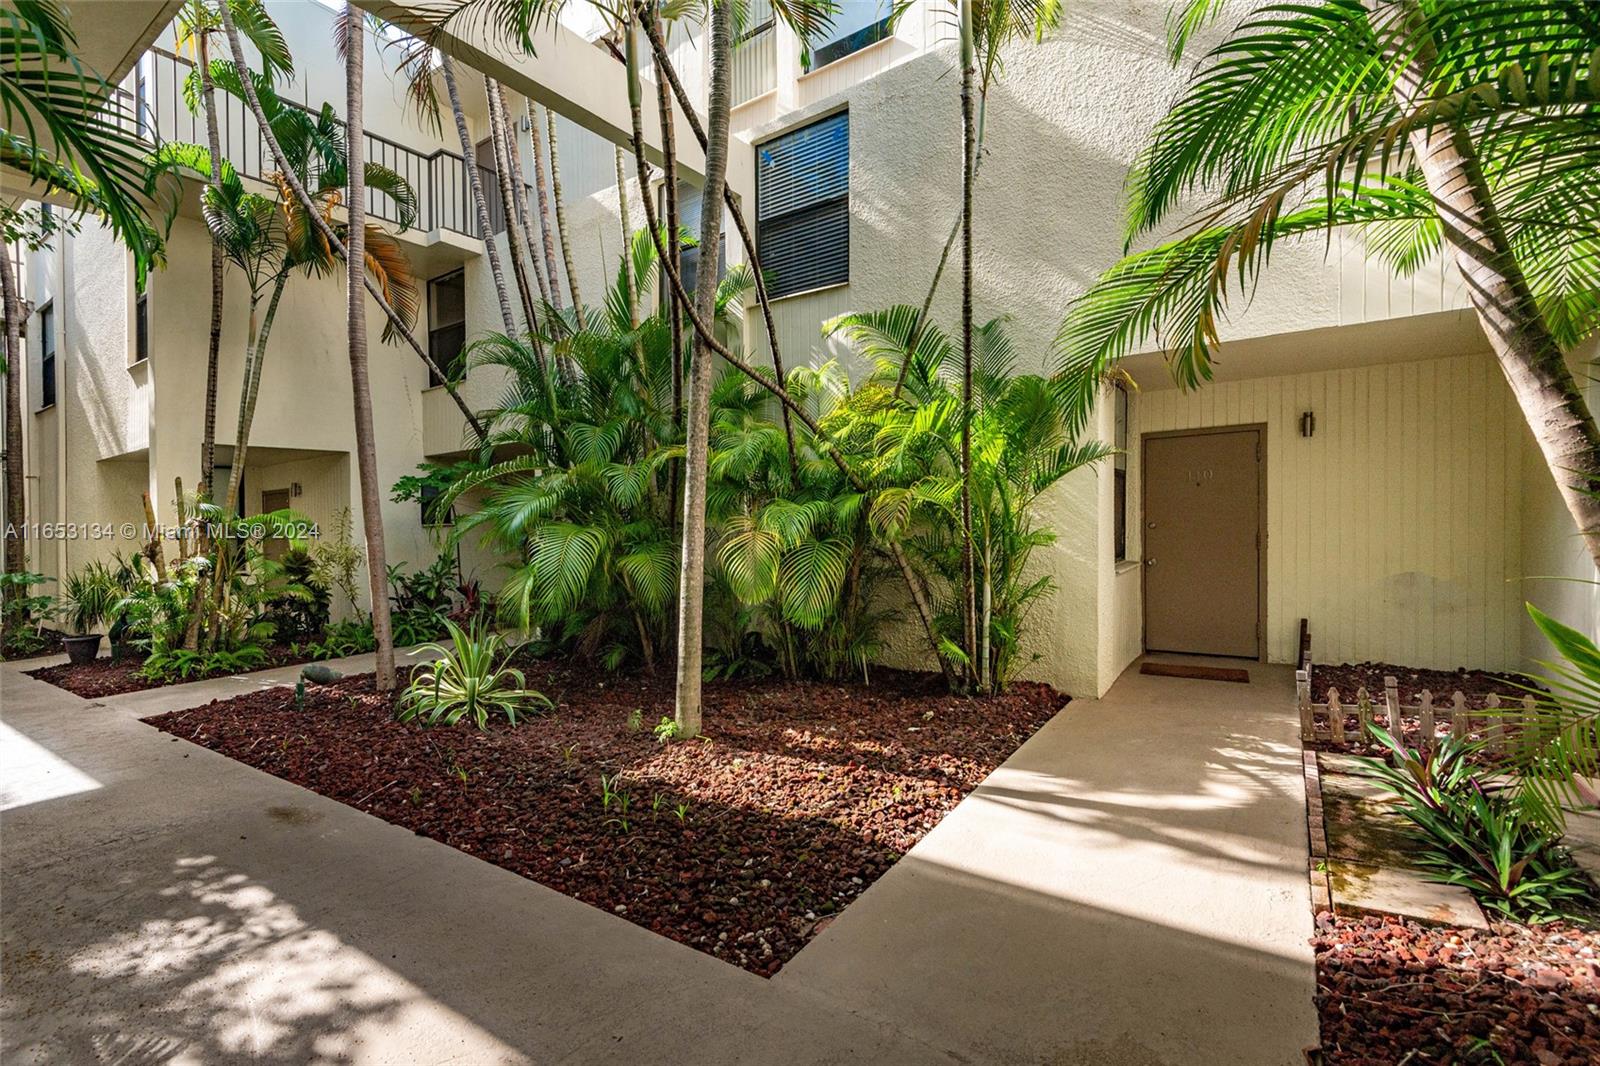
8, 0, 1596, 698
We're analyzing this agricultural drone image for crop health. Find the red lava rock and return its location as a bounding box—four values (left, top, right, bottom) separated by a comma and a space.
27, 644, 304, 698
143, 661, 1061, 976
1314, 913, 1600, 1064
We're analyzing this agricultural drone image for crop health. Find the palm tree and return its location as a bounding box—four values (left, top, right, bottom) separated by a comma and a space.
151, 72, 420, 516
1, 0, 166, 280
343, 6, 396, 691
441, 54, 518, 337
827, 307, 1112, 693
3, 0, 169, 612
1056, 0, 1600, 566
216, 2, 485, 442
174, 0, 290, 492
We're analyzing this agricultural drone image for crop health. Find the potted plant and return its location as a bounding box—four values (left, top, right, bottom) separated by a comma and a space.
59, 562, 118, 665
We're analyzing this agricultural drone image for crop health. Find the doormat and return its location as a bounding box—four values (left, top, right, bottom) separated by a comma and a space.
1140, 662, 1251, 684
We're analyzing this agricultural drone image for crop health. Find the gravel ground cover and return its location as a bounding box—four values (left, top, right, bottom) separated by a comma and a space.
144, 662, 1063, 975
1314, 912, 1600, 1065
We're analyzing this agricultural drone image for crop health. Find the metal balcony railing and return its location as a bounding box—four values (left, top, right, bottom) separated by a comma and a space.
125, 47, 518, 239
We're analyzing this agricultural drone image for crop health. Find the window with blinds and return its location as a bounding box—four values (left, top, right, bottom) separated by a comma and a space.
756, 111, 848, 299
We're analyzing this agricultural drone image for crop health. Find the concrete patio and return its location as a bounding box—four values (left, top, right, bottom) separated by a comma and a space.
2, 652, 1317, 1064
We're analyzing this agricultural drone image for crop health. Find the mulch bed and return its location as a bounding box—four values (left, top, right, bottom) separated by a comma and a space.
1313, 661, 1533, 710
1314, 912, 1600, 1065
143, 662, 1063, 976
27, 644, 304, 698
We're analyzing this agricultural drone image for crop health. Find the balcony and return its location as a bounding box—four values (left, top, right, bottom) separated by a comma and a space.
732, 2, 777, 105
125, 47, 522, 241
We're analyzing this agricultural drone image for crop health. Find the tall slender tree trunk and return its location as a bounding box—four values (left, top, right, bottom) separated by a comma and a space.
652, 29, 685, 429
670, 3, 731, 739
345, 9, 395, 691
636, 12, 794, 475
442, 56, 517, 337
958, 0, 978, 688
485, 78, 541, 332
1375, 0, 1600, 567
216, 2, 487, 444
223, 271, 289, 514
496, 89, 552, 308
1, 244, 25, 612
615, 146, 640, 330
542, 108, 582, 317
223, 296, 261, 514
198, 30, 226, 491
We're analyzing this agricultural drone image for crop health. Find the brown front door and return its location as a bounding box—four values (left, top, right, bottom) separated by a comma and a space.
1143, 426, 1263, 658
261, 489, 292, 562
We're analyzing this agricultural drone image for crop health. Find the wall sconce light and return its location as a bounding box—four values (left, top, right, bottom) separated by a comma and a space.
291, 482, 303, 497
1299, 411, 1316, 438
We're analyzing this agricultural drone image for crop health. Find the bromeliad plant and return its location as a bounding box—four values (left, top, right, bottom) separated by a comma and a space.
397, 619, 550, 729
1357, 723, 1596, 922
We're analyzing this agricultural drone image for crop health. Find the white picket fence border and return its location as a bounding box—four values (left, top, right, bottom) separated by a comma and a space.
1295, 666, 1539, 754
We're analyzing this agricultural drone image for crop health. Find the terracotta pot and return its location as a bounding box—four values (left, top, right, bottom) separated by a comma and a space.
62, 633, 103, 665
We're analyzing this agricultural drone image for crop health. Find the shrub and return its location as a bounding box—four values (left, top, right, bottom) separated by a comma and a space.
397, 619, 549, 729
140, 644, 270, 683
306, 619, 376, 660
259, 548, 331, 644
388, 553, 456, 646
60, 561, 121, 635
1, 570, 55, 657
1357, 724, 1596, 922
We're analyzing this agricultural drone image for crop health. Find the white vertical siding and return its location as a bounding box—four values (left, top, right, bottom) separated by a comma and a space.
1129, 349, 1528, 671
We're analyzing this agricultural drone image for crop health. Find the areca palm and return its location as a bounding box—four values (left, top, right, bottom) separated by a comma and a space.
1055, 0, 1600, 566
829, 308, 1111, 693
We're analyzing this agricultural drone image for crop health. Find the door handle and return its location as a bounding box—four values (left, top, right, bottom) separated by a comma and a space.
1145, 558, 1156, 567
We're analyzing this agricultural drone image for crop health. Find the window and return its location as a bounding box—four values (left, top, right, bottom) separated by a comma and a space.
663, 180, 726, 312
756, 111, 848, 299
37, 302, 55, 409
134, 292, 149, 363
420, 483, 454, 526
1113, 384, 1129, 563
427, 270, 466, 386
805, 1, 894, 70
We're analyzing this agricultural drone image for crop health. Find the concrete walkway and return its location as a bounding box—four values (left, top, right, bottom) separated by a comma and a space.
3, 652, 1317, 1064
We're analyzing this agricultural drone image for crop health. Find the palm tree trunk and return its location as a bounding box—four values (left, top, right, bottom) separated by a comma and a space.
496, 89, 552, 308
441, 56, 517, 337
216, 2, 486, 443
223, 293, 262, 514
345, 8, 395, 691
636, 12, 796, 479
652, 30, 685, 429
894, 92, 987, 400
198, 30, 225, 492
958, 0, 978, 688
671, 2, 731, 740
224, 270, 289, 518
615, 146, 641, 330
1376, 0, 1600, 566
1, 243, 26, 617
540, 107, 581, 316
485, 78, 541, 332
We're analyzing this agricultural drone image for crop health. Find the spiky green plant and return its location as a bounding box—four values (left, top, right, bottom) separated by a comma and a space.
398, 619, 549, 729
